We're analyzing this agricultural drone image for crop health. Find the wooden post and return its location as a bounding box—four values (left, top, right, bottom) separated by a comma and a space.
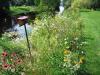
17, 16, 33, 64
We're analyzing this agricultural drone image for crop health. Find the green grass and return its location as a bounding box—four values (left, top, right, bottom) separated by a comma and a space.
10, 6, 37, 15
81, 10, 100, 75
10, 6, 48, 16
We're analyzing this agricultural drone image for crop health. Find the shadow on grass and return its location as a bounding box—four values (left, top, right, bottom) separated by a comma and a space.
77, 68, 92, 75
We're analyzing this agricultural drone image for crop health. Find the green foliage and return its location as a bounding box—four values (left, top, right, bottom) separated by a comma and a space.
34, 0, 40, 6
0, 0, 10, 2
0, 50, 24, 75
10, 6, 37, 15
33, 0, 60, 13
0, 37, 25, 75
0, 32, 32, 75
0, 0, 90, 74
10, 0, 33, 6
29, 6, 85, 74
0, 32, 26, 53
64, 0, 71, 8
79, 0, 100, 9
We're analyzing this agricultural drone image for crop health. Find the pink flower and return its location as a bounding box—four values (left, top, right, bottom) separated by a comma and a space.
16, 59, 22, 64
2, 64, 10, 70
2, 51, 7, 57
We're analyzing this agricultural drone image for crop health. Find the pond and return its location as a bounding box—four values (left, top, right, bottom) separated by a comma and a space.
13, 23, 32, 38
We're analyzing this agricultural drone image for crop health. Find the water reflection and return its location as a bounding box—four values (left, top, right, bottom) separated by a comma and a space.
13, 23, 32, 38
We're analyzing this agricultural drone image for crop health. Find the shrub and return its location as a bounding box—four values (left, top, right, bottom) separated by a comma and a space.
78, 0, 100, 9
0, 32, 28, 75
29, 6, 85, 74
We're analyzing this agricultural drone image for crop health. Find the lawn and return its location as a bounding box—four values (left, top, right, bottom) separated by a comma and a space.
81, 10, 100, 75
10, 6, 37, 15
10, 6, 48, 16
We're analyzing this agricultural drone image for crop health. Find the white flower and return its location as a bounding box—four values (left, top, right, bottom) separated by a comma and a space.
64, 41, 68, 44
21, 72, 25, 75
74, 37, 78, 41
11, 68, 15, 72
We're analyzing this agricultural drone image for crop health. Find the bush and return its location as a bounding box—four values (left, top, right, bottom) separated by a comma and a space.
0, 32, 29, 75
0, 0, 87, 74
29, 6, 85, 74
79, 0, 100, 9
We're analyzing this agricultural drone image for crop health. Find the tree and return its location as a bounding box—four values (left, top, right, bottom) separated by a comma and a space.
80, 0, 100, 9
38, 0, 60, 11
0, 0, 12, 35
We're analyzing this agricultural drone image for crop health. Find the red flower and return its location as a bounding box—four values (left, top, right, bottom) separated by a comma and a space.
2, 51, 7, 57
16, 59, 22, 64
2, 64, 10, 70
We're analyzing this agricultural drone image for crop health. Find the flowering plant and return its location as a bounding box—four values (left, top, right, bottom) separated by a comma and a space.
63, 37, 86, 74
0, 49, 24, 75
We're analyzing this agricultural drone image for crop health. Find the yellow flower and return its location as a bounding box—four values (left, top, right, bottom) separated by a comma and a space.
64, 50, 71, 55
80, 56, 84, 60
78, 56, 85, 64
79, 59, 83, 64
64, 57, 68, 62
73, 61, 80, 65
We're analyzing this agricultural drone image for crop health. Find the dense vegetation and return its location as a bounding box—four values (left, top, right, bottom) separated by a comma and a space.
0, 0, 100, 75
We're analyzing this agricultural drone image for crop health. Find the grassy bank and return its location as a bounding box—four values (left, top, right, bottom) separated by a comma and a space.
81, 10, 100, 75
10, 6, 37, 15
